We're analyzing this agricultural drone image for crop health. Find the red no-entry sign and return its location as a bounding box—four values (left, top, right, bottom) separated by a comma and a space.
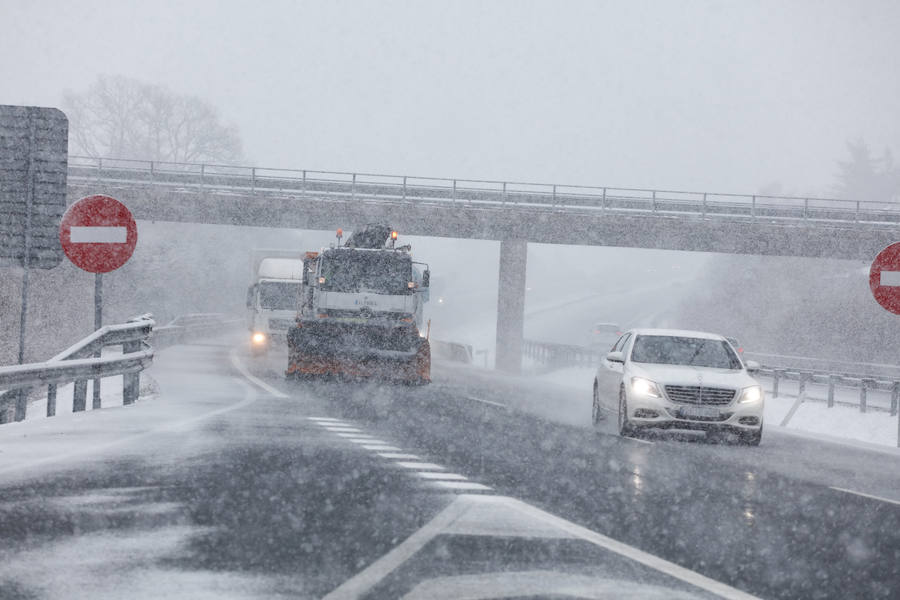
59, 195, 137, 273
870, 242, 900, 315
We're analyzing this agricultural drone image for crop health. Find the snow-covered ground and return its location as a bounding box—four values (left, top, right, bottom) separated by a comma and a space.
533, 366, 900, 450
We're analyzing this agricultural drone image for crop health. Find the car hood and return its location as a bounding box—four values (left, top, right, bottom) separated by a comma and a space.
628, 362, 755, 389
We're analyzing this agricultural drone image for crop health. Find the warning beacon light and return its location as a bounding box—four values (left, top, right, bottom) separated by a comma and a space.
336, 228, 343, 246
391, 230, 398, 248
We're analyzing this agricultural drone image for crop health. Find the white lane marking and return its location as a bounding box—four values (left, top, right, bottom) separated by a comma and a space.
416, 472, 468, 481
830, 486, 900, 507
362, 445, 401, 451
69, 226, 127, 243
308, 417, 344, 422
377, 453, 421, 460
509, 497, 760, 600
625, 436, 654, 445
229, 349, 289, 398
0, 378, 259, 477
323, 427, 362, 432
346, 437, 385, 443
323, 495, 474, 600
395, 461, 445, 470
880, 271, 900, 286
463, 395, 506, 408
430, 481, 492, 491
324, 494, 759, 600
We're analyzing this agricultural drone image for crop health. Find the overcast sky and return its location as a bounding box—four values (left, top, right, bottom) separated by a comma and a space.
3, 0, 899, 195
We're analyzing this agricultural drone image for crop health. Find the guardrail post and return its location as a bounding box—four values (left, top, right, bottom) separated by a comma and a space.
502, 182, 508, 204
702, 193, 707, 217
122, 340, 141, 406
47, 384, 56, 417
855, 200, 860, 223
797, 376, 806, 400
452, 179, 457, 203
827, 375, 836, 408
150, 161, 155, 183
803, 198, 809, 220
652, 190, 657, 213
552, 184, 557, 207
351, 173, 356, 200
200, 164, 205, 190
892, 381, 899, 417
859, 380, 868, 413
302, 170, 307, 196
251, 167, 256, 192
772, 369, 782, 397
96, 157, 102, 183
402, 176, 407, 201
751, 195, 756, 218
602, 187, 607, 211
14, 389, 27, 422
73, 380, 87, 412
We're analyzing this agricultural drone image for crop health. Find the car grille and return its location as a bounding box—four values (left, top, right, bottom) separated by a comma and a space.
664, 385, 736, 406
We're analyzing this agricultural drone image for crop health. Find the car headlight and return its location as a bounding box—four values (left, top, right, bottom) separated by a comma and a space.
251, 332, 267, 345
739, 385, 762, 403
631, 377, 661, 398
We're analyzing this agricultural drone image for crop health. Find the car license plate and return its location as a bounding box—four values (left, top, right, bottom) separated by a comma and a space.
678, 406, 719, 419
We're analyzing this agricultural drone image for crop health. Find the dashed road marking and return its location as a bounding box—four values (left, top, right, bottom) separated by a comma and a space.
377, 453, 421, 460
463, 395, 506, 408
323, 427, 363, 432
416, 472, 468, 481
308, 417, 343, 422
625, 436, 654, 445
830, 486, 900, 506
431, 481, 492, 491
362, 444, 402, 451
395, 461, 445, 470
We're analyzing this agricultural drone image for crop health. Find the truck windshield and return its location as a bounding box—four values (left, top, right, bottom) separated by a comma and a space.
630, 335, 742, 369
320, 250, 412, 294
259, 281, 299, 310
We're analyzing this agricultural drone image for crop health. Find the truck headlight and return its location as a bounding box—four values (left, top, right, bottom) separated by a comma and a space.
251, 332, 267, 345
631, 377, 661, 398
739, 385, 762, 403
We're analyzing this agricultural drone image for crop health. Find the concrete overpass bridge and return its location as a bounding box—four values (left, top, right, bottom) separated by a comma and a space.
66, 156, 900, 371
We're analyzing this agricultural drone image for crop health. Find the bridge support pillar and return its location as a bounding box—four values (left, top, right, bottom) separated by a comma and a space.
495, 239, 528, 373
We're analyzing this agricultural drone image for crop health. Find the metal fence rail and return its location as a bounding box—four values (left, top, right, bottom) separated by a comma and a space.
67, 155, 900, 227
0, 315, 155, 423
523, 338, 900, 415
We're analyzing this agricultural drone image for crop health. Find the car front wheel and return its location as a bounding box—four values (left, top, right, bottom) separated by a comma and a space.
618, 386, 635, 437
739, 423, 763, 446
592, 381, 603, 427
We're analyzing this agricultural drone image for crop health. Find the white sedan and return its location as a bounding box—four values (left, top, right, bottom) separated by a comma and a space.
592, 329, 764, 445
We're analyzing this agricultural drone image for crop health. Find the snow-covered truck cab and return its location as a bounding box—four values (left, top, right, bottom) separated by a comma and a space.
288, 226, 432, 384
246, 256, 304, 355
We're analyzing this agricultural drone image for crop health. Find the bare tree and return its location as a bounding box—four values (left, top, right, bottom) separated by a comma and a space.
63, 75, 242, 164
834, 140, 898, 202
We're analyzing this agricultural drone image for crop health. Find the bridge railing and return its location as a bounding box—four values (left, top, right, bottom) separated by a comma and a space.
67, 155, 900, 226
0, 315, 155, 424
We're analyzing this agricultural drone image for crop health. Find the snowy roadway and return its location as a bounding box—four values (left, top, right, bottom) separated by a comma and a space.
1, 337, 899, 599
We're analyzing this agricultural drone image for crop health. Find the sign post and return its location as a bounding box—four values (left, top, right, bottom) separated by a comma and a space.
60, 195, 138, 410
1, 105, 68, 422
869, 242, 900, 447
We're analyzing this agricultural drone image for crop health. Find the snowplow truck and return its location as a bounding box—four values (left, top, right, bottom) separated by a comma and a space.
286, 225, 431, 384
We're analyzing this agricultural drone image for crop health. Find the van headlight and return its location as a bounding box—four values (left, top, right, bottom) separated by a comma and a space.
251, 332, 267, 345
739, 385, 762, 403
631, 377, 661, 398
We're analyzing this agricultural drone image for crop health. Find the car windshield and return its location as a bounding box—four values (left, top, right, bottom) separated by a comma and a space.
258, 281, 299, 310
320, 250, 412, 294
631, 335, 743, 369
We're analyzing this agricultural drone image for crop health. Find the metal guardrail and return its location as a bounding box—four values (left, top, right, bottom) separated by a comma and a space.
431, 339, 474, 364
66, 155, 900, 227
0, 315, 155, 423
523, 338, 900, 415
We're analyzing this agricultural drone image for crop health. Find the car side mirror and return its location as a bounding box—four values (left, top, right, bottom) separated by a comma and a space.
745, 360, 760, 374
606, 351, 625, 364
246, 285, 255, 309
422, 270, 430, 288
